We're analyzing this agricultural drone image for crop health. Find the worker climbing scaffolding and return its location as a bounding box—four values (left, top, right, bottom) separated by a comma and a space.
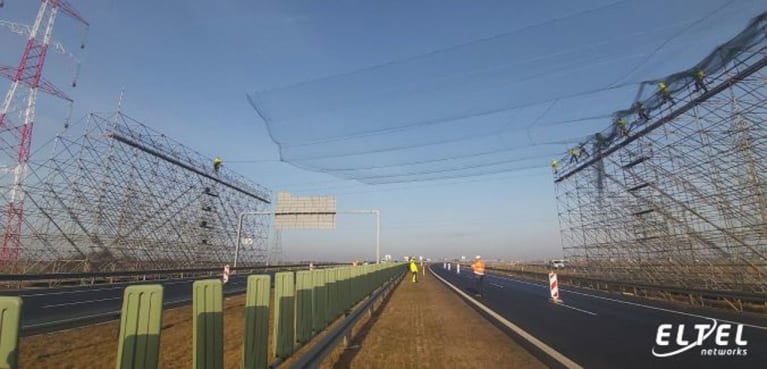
551, 159, 559, 174
694, 69, 708, 93
213, 157, 223, 174
634, 102, 649, 122
657, 81, 675, 106
615, 117, 629, 137
568, 147, 580, 164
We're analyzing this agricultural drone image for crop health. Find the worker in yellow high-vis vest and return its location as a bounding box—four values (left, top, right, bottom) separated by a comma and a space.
409, 258, 419, 283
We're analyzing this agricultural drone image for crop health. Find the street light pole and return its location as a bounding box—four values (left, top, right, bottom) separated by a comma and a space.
339, 209, 381, 264
234, 210, 272, 269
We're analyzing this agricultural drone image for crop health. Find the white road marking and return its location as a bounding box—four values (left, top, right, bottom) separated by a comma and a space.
430, 267, 584, 369
557, 302, 598, 316
18, 278, 196, 297
20, 285, 124, 297
42, 296, 121, 309
488, 273, 767, 331
489, 282, 504, 289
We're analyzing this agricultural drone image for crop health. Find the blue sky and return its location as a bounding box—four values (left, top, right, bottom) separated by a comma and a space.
1, 0, 764, 262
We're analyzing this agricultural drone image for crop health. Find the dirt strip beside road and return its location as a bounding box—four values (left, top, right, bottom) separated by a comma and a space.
332, 269, 546, 369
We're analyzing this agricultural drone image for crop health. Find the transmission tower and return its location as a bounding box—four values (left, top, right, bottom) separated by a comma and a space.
0, 0, 88, 267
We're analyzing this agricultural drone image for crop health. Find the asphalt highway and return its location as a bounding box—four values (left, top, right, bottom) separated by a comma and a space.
5, 272, 268, 335
431, 265, 767, 369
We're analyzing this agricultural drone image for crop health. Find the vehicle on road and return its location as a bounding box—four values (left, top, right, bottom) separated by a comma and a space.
549, 259, 565, 269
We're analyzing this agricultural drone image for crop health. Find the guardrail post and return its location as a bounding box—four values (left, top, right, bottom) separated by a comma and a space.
295, 271, 313, 346
193, 279, 223, 369
273, 271, 295, 359
0, 297, 21, 369
242, 275, 270, 369
115, 285, 163, 369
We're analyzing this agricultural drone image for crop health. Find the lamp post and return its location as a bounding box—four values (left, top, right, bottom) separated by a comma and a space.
234, 211, 272, 269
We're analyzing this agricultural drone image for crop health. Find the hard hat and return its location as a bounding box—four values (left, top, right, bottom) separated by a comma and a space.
475, 255, 481, 259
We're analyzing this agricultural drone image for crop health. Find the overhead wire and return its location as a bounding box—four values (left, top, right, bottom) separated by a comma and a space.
248, 0, 763, 184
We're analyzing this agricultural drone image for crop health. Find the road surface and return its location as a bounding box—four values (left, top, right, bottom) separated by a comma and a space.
432, 265, 767, 369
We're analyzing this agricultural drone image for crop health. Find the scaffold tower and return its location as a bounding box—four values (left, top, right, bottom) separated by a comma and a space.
553, 13, 767, 293
6, 112, 272, 273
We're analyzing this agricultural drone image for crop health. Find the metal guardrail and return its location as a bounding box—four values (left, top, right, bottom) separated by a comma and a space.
282, 270, 404, 369
0, 263, 341, 282
20, 266, 319, 336
485, 266, 767, 304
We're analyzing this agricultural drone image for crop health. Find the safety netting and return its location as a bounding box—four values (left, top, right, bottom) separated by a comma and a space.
248, 0, 767, 184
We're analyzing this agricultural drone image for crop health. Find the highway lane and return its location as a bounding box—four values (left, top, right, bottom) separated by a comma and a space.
4, 272, 273, 335
431, 265, 767, 369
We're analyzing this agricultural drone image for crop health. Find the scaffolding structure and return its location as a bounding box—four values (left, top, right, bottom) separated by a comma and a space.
554, 22, 767, 293
3, 112, 272, 273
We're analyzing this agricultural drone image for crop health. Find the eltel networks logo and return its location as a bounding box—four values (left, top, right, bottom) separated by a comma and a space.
652, 319, 748, 358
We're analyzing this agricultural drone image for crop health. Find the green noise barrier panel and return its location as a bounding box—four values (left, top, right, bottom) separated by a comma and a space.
0, 297, 22, 369
311, 269, 327, 333
342, 267, 352, 310
242, 275, 270, 369
193, 279, 223, 369
325, 269, 338, 324
273, 271, 295, 359
295, 271, 313, 345
115, 285, 163, 369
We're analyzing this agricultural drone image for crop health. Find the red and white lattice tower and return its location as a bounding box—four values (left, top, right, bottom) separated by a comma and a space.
0, 0, 88, 266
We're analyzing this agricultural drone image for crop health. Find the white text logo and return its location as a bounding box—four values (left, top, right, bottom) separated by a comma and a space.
651, 319, 748, 358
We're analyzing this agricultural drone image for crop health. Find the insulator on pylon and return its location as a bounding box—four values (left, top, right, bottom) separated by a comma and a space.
71, 62, 81, 88
80, 26, 89, 49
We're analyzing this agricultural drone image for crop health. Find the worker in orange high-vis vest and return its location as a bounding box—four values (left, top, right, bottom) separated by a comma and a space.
471, 255, 485, 296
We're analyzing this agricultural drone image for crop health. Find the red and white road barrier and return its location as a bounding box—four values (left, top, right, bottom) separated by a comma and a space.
222, 264, 230, 284
549, 271, 562, 303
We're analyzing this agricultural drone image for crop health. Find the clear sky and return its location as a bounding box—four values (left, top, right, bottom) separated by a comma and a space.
1, 0, 764, 262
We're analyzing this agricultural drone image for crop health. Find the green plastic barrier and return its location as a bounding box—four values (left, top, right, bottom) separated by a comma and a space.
115, 285, 163, 369
311, 269, 327, 333
193, 279, 223, 369
0, 297, 21, 369
295, 270, 313, 345
273, 271, 295, 359
242, 275, 270, 369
